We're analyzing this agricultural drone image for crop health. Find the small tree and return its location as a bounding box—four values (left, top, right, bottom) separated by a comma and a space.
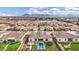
47, 41, 53, 46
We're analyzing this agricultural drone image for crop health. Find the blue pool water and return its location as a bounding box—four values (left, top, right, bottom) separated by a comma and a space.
38, 42, 45, 49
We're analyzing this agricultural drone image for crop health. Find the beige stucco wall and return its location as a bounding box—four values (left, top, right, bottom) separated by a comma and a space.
57, 38, 79, 42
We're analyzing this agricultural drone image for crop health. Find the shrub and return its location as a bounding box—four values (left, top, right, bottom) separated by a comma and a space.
47, 41, 53, 46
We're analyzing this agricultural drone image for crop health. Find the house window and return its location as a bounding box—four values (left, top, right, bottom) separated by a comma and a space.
68, 38, 72, 42
59, 39, 61, 41
75, 39, 77, 41
30, 39, 35, 42
35, 39, 37, 41
46, 39, 48, 41
39, 39, 43, 41
65, 39, 66, 41
30, 39, 32, 41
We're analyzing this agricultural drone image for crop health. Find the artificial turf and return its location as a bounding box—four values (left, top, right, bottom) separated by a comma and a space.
32, 45, 37, 50
31, 42, 57, 51
61, 42, 79, 51
45, 43, 57, 51
0, 44, 7, 50
5, 42, 20, 51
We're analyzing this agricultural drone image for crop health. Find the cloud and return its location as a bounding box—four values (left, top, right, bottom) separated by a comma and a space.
62, 7, 79, 15
49, 8, 61, 15
65, 7, 79, 11
50, 8, 60, 11
49, 7, 79, 15
15, 11, 20, 15
0, 11, 20, 16
0, 13, 19, 16
26, 8, 40, 14
26, 7, 50, 14
1, 13, 12, 16
26, 7, 63, 15
1, 7, 78, 16
0, 7, 79, 16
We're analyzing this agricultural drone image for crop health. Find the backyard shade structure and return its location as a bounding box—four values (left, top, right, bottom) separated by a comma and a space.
0, 31, 26, 40
53, 31, 79, 38
29, 31, 53, 43
53, 31, 79, 42
76, 31, 79, 35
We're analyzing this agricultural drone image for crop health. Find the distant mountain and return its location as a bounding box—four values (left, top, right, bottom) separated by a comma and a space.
23, 13, 79, 18
23, 14, 53, 17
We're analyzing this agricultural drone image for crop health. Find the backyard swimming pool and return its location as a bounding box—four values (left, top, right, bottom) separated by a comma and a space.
37, 42, 45, 49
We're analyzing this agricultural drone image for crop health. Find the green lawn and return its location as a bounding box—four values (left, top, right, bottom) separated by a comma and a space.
48, 30, 53, 31
6, 42, 20, 51
32, 45, 37, 50
31, 42, 57, 51
45, 43, 57, 51
61, 42, 79, 51
0, 44, 7, 50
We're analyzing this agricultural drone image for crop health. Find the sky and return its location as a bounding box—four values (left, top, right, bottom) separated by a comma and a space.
0, 7, 79, 16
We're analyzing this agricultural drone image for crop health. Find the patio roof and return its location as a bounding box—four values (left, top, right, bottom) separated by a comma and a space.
0, 31, 26, 40
53, 31, 79, 39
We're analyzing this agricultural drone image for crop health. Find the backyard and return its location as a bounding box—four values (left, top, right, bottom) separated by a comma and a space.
0, 42, 20, 51
61, 42, 79, 51
32, 45, 37, 51
45, 43, 57, 51
45, 42, 58, 51
6, 42, 20, 51
0, 44, 7, 50
31, 42, 58, 51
